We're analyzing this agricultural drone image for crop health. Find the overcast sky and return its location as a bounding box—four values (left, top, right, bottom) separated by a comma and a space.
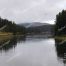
0, 0, 66, 24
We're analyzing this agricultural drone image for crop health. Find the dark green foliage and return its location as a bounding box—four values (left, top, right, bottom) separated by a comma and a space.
0, 17, 26, 35
55, 10, 66, 35
27, 25, 54, 35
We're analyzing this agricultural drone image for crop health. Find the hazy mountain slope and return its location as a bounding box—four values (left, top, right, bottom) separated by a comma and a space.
19, 22, 50, 28
18, 22, 54, 35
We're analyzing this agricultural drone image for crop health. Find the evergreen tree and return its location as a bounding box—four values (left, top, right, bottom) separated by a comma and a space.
55, 10, 66, 35
0, 17, 26, 35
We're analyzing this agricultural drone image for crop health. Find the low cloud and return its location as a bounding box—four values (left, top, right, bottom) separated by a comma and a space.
0, 0, 65, 24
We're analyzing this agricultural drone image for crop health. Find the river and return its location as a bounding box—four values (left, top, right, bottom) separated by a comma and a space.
0, 35, 65, 66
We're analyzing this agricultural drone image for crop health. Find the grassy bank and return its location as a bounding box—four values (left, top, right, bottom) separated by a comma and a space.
55, 36, 66, 40
0, 32, 25, 45
0, 32, 13, 36
0, 32, 13, 44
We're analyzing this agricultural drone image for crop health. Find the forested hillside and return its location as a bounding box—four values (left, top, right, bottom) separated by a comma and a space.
0, 17, 26, 35
19, 22, 54, 35
55, 10, 66, 36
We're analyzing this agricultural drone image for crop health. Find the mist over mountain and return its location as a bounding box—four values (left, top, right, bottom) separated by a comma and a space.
19, 22, 51, 28
18, 22, 54, 35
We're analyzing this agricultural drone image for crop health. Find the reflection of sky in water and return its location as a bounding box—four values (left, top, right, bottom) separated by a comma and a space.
0, 37, 64, 66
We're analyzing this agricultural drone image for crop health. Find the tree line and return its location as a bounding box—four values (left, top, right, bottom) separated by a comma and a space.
0, 17, 26, 35
55, 10, 66, 36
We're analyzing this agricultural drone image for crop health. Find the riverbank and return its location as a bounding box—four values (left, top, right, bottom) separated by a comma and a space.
0, 32, 25, 45
55, 36, 66, 40
0, 33, 13, 45
0, 32, 13, 36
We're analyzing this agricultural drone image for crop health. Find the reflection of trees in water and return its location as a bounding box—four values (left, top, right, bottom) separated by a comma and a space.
0, 36, 26, 51
55, 39, 66, 65
17, 35, 26, 43
0, 37, 17, 51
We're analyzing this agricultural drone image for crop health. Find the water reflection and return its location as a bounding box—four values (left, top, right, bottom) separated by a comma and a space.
55, 39, 66, 65
0, 35, 51, 52
0, 36, 26, 51
0, 35, 62, 66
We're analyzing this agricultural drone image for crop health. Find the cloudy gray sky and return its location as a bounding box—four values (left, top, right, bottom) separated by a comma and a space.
0, 0, 66, 24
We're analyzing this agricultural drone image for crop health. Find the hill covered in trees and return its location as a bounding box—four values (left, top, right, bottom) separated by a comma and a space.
0, 17, 54, 36
55, 10, 66, 36
19, 22, 54, 35
0, 17, 26, 35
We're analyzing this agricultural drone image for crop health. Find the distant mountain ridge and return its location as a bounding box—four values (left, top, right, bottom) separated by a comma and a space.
18, 22, 54, 35
19, 22, 51, 28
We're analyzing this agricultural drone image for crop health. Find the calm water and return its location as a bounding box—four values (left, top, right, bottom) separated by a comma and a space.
0, 35, 65, 66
